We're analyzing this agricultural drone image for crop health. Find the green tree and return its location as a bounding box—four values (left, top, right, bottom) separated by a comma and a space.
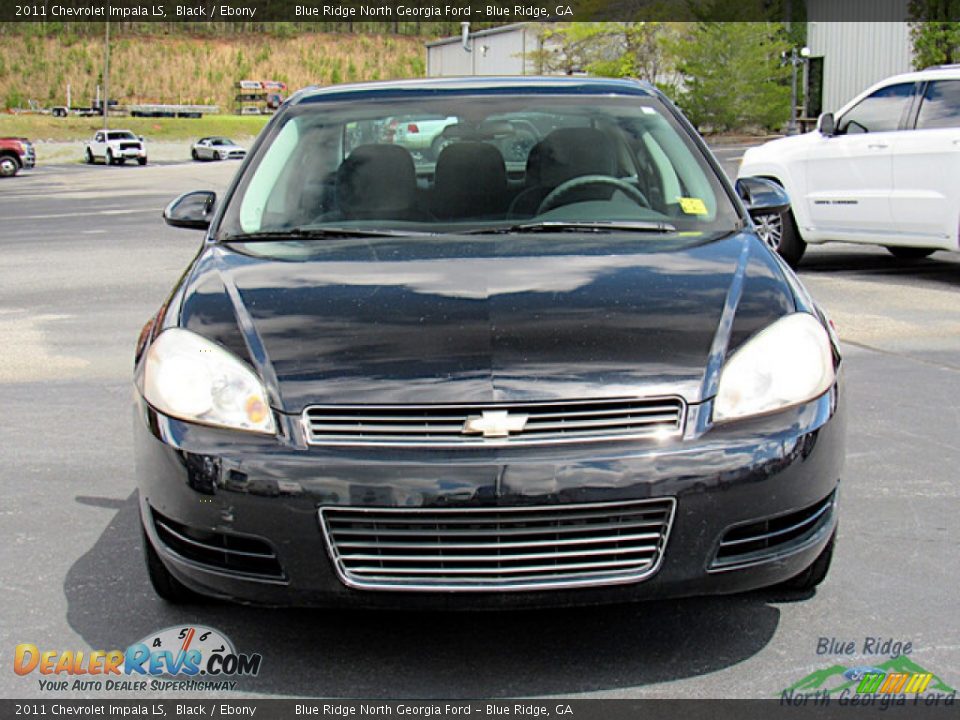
527, 22, 621, 75
586, 22, 683, 88
667, 22, 791, 132
908, 0, 960, 68
528, 21, 682, 91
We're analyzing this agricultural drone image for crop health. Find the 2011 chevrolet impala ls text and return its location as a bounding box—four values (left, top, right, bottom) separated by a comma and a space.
133, 77, 845, 608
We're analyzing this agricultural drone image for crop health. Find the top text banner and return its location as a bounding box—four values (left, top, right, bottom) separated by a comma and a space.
1, 1, 941, 24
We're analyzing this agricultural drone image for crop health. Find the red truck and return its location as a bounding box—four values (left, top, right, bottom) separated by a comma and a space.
0, 137, 36, 177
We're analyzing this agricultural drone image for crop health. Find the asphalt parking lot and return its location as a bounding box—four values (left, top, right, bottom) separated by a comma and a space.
1, 153, 958, 700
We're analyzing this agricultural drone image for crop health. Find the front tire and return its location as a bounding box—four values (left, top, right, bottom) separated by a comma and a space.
85, 148, 94, 164
886, 246, 935, 261
755, 206, 806, 268
137, 157, 147, 166
0, 154, 20, 177
775, 531, 835, 593
191, 148, 199, 161
141, 523, 203, 604
106, 149, 115, 166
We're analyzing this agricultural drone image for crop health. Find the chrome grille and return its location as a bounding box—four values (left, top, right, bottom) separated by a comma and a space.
319, 499, 675, 591
303, 397, 685, 447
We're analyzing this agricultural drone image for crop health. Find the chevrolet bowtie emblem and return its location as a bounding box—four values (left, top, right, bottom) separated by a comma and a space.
462, 410, 529, 438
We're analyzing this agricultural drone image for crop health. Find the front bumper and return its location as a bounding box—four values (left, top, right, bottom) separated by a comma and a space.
134, 387, 845, 608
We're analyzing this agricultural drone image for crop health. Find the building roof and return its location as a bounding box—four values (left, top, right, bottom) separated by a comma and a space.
424, 23, 531, 49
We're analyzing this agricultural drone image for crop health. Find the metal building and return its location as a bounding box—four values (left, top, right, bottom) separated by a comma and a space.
806, 0, 914, 115
426, 24, 548, 77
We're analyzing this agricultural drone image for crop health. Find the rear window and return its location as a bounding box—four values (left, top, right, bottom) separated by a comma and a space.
219, 94, 739, 239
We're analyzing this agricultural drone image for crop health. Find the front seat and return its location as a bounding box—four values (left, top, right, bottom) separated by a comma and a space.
336, 144, 420, 220
432, 142, 508, 220
509, 127, 618, 217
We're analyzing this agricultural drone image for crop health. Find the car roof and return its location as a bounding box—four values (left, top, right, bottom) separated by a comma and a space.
873, 66, 960, 85
836, 66, 960, 114
292, 76, 657, 105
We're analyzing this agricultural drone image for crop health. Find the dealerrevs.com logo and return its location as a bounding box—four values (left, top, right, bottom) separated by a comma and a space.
14, 625, 262, 692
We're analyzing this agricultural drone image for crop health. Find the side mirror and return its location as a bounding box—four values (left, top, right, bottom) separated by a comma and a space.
163, 190, 216, 230
817, 112, 836, 136
139, 135, 145, 142
736, 176, 790, 217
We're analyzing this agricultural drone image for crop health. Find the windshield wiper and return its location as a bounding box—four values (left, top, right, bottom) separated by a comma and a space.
219, 227, 433, 242
464, 220, 677, 235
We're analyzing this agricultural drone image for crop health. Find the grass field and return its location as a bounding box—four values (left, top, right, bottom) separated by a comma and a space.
1, 31, 426, 112
0, 114, 270, 142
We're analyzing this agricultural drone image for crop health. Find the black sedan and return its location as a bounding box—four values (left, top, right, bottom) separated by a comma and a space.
135, 77, 844, 607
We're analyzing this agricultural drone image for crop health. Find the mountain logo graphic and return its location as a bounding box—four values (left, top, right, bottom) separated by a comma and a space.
781, 655, 955, 696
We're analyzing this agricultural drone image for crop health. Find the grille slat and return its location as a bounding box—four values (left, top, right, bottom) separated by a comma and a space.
335, 531, 662, 550
320, 499, 675, 591
304, 397, 685, 447
328, 519, 666, 537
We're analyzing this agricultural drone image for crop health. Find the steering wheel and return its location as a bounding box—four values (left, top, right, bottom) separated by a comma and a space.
536, 175, 650, 215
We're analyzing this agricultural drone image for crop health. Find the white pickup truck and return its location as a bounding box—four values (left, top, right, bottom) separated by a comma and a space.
84, 130, 148, 166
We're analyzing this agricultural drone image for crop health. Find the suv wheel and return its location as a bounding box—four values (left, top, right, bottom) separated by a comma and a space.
757, 205, 806, 268
191, 148, 199, 161
886, 246, 935, 261
106, 148, 115, 166
0, 154, 20, 177
137, 157, 148, 166
85, 148, 94, 164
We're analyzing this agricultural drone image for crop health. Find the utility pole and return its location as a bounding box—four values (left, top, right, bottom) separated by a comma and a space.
103, 21, 110, 131
788, 47, 799, 135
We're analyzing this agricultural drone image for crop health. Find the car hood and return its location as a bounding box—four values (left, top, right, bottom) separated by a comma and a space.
739, 132, 817, 174
178, 232, 795, 412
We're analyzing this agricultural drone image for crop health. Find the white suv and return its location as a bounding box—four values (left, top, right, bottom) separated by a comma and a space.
84, 130, 148, 166
739, 66, 960, 266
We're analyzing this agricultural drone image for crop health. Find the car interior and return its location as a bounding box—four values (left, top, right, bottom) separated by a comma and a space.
235, 102, 728, 236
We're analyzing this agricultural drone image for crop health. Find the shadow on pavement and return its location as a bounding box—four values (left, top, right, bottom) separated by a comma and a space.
65, 492, 781, 697
799, 248, 960, 289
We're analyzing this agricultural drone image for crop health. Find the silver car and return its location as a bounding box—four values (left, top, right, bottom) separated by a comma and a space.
191, 137, 246, 161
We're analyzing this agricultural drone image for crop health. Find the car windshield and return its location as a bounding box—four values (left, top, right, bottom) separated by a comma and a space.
217, 94, 741, 239
108, 131, 137, 140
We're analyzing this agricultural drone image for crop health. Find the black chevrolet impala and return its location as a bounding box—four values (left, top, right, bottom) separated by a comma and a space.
134, 77, 845, 607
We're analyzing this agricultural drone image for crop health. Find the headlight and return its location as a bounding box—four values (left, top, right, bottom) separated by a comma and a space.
713, 313, 835, 423
141, 328, 275, 434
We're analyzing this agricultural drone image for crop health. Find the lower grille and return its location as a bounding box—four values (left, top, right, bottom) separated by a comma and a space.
151, 508, 284, 580
119, 142, 141, 151
711, 491, 836, 571
304, 397, 685, 447
319, 499, 675, 591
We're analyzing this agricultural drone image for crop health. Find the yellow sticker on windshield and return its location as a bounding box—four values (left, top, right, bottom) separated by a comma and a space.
679, 197, 708, 215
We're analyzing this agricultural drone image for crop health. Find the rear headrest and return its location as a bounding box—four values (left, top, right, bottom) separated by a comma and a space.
433, 142, 507, 219
529, 128, 617, 188
336, 144, 417, 219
